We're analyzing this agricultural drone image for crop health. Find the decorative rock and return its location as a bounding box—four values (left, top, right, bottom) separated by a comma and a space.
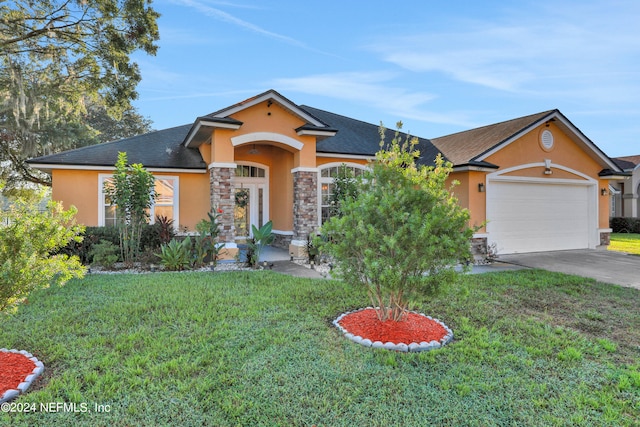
395, 343, 409, 352
1, 389, 20, 403
0, 349, 45, 403
333, 308, 454, 353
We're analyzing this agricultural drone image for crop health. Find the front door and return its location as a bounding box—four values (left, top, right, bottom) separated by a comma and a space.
234, 164, 269, 239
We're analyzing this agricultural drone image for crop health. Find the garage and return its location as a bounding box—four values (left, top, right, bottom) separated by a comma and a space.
486, 180, 595, 254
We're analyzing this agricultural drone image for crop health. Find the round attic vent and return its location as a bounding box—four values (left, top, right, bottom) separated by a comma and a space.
540, 129, 554, 151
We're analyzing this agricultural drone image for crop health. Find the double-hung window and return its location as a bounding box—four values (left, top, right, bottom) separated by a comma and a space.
98, 175, 179, 228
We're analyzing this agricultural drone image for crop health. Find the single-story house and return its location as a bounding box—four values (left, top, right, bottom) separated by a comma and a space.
610, 155, 640, 218
28, 89, 626, 257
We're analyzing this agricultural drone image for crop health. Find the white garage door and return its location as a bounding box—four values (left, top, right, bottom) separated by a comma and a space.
486, 181, 592, 254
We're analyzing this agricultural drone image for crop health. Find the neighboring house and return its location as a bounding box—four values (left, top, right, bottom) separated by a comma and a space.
610, 155, 640, 218
28, 90, 626, 257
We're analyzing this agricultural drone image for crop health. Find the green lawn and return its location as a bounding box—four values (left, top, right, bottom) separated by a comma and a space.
1, 270, 639, 426
610, 233, 640, 255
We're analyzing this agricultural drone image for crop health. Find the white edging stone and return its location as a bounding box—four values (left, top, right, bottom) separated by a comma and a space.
333, 308, 454, 353
0, 349, 45, 403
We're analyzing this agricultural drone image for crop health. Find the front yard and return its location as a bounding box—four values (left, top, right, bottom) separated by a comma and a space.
1, 270, 639, 426
609, 233, 640, 255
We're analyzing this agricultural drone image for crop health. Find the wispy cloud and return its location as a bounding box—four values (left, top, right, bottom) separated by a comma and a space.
272, 72, 474, 127
168, 0, 332, 55
369, 1, 640, 105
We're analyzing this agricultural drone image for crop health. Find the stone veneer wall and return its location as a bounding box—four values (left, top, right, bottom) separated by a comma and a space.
599, 231, 611, 246
292, 170, 318, 242
210, 166, 236, 243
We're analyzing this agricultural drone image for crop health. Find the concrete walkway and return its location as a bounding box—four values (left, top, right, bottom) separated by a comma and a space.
500, 249, 640, 289
258, 246, 525, 279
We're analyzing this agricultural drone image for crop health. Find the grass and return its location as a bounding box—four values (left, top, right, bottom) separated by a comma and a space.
609, 233, 640, 255
1, 270, 639, 426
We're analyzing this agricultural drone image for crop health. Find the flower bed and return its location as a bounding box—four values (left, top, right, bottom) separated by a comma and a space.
0, 349, 44, 403
333, 307, 453, 352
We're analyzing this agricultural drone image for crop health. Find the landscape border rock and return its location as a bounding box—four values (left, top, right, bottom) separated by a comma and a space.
333, 307, 454, 352
0, 349, 44, 403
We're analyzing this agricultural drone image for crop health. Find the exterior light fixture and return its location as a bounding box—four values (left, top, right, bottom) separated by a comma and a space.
544, 159, 553, 175
478, 183, 485, 192
601, 188, 608, 196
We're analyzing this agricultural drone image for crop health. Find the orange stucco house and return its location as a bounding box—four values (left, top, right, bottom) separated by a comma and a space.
28, 90, 626, 257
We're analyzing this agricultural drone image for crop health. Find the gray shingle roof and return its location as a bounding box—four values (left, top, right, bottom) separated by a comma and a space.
613, 155, 640, 170
430, 110, 556, 165
28, 125, 206, 170
301, 106, 444, 167
28, 94, 618, 174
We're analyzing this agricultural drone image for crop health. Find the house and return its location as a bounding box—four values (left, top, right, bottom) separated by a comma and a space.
27, 89, 626, 257
610, 155, 640, 218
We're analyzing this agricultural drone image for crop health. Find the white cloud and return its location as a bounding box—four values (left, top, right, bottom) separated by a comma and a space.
272, 72, 474, 127
369, 1, 640, 105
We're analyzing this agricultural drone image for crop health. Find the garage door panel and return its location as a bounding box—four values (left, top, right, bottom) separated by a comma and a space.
487, 181, 591, 254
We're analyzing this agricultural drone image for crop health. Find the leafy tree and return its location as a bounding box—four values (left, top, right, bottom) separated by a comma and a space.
0, 0, 159, 186
1, 0, 159, 115
0, 181, 85, 312
105, 152, 155, 265
320, 124, 476, 322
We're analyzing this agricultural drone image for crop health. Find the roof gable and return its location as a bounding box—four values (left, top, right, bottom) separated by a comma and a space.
183, 89, 337, 148
431, 110, 555, 165
431, 109, 621, 172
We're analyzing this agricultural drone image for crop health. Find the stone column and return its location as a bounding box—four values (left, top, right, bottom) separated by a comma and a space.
290, 168, 318, 259
210, 164, 238, 259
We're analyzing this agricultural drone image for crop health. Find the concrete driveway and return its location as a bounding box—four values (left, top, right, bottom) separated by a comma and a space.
499, 250, 640, 289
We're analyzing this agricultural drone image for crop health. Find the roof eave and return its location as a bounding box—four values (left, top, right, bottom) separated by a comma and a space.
183, 118, 243, 148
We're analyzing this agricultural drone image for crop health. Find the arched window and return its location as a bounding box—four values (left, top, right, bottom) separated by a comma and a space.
318, 163, 366, 225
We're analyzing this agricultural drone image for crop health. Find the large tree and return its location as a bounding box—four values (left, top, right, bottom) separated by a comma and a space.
0, 0, 159, 186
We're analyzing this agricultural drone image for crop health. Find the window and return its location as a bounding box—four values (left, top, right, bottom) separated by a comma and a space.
318, 164, 366, 225
99, 175, 179, 228
236, 164, 265, 178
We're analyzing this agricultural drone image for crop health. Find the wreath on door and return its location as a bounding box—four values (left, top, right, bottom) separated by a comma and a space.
235, 189, 249, 208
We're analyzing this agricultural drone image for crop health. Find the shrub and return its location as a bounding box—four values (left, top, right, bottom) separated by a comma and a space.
246, 221, 274, 268
319, 124, 475, 321
89, 240, 119, 268
140, 216, 175, 253
610, 217, 640, 233
194, 210, 223, 268
157, 238, 192, 271
0, 184, 85, 311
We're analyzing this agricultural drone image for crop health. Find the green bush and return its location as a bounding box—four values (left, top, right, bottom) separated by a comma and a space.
320, 124, 475, 321
89, 240, 120, 268
157, 238, 192, 271
247, 221, 274, 268
194, 211, 223, 267
610, 217, 640, 233
0, 185, 85, 311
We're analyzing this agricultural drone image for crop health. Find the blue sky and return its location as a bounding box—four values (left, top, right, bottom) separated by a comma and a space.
132, 0, 640, 158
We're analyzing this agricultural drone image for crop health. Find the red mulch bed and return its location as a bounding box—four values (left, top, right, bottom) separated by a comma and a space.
0, 352, 36, 397
338, 308, 448, 344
